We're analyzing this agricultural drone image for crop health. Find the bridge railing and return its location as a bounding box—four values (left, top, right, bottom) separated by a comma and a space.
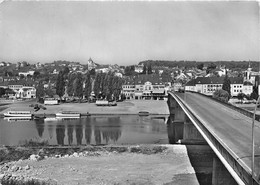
182, 90, 260, 121
170, 91, 259, 185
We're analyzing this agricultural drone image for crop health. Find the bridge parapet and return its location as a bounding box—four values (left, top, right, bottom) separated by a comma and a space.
185, 91, 260, 121
168, 92, 260, 185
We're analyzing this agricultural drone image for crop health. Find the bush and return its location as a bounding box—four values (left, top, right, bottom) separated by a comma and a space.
213, 89, 230, 103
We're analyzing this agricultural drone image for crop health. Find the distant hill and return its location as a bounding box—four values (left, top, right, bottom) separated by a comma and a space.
138, 60, 260, 71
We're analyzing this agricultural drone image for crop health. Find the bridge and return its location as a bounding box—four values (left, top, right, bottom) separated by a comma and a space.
167, 91, 260, 185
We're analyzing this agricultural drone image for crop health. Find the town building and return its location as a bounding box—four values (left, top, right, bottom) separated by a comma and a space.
134, 64, 144, 73
185, 77, 253, 97
18, 71, 35, 77
36, 62, 43, 69
0, 62, 6, 67
0, 80, 36, 99
122, 74, 171, 100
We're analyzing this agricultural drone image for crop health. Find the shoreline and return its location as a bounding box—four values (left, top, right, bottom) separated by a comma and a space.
0, 99, 170, 117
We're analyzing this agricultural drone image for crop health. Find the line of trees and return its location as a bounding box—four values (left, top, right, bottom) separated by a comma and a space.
53, 70, 124, 101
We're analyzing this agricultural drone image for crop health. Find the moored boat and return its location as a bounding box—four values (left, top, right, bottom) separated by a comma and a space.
56, 111, 81, 118
4, 111, 32, 117
4, 117, 32, 122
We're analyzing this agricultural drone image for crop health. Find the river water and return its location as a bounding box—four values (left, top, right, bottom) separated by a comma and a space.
1, 114, 221, 185
0, 115, 169, 146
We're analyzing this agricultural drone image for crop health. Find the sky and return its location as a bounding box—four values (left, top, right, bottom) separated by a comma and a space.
0, 1, 259, 65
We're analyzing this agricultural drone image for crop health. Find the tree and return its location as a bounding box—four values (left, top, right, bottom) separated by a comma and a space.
112, 76, 123, 100
161, 70, 172, 82
73, 73, 83, 98
124, 66, 135, 76
36, 81, 45, 99
84, 72, 92, 99
143, 65, 147, 74
250, 86, 259, 100
103, 73, 111, 99
147, 63, 152, 74
237, 92, 245, 103
19, 74, 25, 79
63, 66, 70, 75
197, 63, 204, 70
67, 72, 77, 96
213, 89, 230, 103
222, 75, 231, 97
93, 73, 102, 98
89, 68, 96, 76
56, 71, 65, 98
33, 71, 41, 79
44, 86, 55, 97
0, 87, 5, 97
4, 71, 13, 77
206, 63, 217, 74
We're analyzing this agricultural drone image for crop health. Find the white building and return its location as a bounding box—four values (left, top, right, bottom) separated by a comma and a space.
185, 77, 253, 97
134, 64, 144, 73
122, 74, 170, 100
17, 87, 36, 99
0, 80, 36, 99
18, 71, 35, 77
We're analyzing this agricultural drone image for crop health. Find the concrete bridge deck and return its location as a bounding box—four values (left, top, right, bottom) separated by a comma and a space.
168, 92, 260, 185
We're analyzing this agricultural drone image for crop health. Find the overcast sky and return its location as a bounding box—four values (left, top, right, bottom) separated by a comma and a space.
0, 1, 259, 65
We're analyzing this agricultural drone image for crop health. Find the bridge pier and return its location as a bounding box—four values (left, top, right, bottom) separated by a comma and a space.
181, 115, 206, 145
212, 156, 237, 185
167, 116, 184, 144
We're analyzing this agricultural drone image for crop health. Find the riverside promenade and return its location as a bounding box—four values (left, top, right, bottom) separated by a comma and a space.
0, 99, 170, 116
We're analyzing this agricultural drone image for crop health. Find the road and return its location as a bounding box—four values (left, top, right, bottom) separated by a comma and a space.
175, 92, 260, 179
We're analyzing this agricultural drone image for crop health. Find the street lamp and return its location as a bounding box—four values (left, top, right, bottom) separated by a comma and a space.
252, 95, 260, 184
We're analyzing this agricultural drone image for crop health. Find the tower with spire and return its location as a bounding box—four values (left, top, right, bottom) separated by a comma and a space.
244, 61, 252, 82
87, 58, 96, 71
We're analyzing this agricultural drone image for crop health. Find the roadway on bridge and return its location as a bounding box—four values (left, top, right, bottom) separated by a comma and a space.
176, 92, 260, 179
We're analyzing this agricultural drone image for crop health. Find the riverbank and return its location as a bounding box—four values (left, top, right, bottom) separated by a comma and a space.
0, 99, 170, 116
0, 145, 200, 185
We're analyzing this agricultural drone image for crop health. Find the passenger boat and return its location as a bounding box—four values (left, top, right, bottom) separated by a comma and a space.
55, 111, 81, 118
3, 111, 32, 117
4, 117, 32, 122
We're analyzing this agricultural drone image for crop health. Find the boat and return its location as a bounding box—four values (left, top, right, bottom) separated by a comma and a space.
4, 117, 32, 121
138, 111, 150, 116
56, 111, 81, 118
3, 111, 32, 117
4, 117, 32, 122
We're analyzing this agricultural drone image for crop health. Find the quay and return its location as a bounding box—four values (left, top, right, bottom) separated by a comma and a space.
0, 99, 170, 117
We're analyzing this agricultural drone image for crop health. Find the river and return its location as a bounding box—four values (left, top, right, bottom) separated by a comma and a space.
0, 115, 169, 146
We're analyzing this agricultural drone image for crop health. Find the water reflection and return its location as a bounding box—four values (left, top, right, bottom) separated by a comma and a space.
0, 115, 168, 146
76, 123, 83, 145
67, 124, 74, 145
35, 118, 44, 137
85, 118, 91, 144
56, 124, 65, 145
